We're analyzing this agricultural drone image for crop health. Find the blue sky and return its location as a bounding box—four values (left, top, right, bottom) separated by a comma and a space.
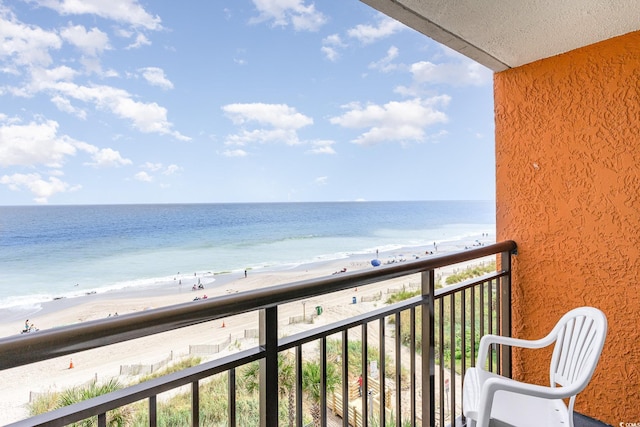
0, 0, 495, 205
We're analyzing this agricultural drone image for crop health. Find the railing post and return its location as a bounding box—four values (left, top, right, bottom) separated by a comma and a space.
149, 395, 157, 427
362, 322, 368, 427
395, 311, 401, 427
410, 308, 416, 426
229, 368, 236, 426
192, 381, 200, 426
421, 269, 435, 427
379, 317, 386, 425
320, 338, 328, 426
342, 330, 350, 427
296, 345, 303, 427
500, 249, 513, 378
260, 307, 278, 427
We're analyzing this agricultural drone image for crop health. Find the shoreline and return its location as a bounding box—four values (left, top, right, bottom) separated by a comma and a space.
0, 234, 494, 336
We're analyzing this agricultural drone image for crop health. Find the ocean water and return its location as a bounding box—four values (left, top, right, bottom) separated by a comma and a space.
0, 201, 495, 312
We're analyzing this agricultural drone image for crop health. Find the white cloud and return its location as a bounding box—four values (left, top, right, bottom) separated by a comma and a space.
126, 33, 151, 50
225, 128, 302, 146
329, 97, 450, 146
142, 162, 163, 171
103, 68, 119, 78
347, 15, 404, 44
398, 48, 492, 91
9, 65, 188, 139
323, 34, 344, 46
31, 0, 162, 30
314, 176, 328, 185
60, 24, 110, 56
25, 79, 189, 140
250, 0, 327, 31
41, 65, 78, 82
0, 118, 133, 171
0, 7, 186, 142
369, 46, 399, 73
222, 103, 312, 147
308, 140, 336, 155
0, 9, 62, 68
86, 147, 132, 168
0, 119, 80, 167
223, 103, 312, 129
223, 149, 248, 157
51, 95, 87, 119
134, 171, 153, 182
163, 164, 180, 175
139, 67, 173, 90
409, 59, 491, 87
0, 172, 79, 203
321, 46, 339, 62
139, 162, 181, 176
321, 34, 345, 61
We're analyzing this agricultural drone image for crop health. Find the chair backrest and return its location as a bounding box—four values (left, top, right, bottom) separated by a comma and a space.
549, 307, 607, 400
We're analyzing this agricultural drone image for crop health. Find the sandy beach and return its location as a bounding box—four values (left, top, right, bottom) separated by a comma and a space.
0, 239, 494, 424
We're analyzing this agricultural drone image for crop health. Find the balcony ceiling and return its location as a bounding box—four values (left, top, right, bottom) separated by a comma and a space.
360, 0, 640, 71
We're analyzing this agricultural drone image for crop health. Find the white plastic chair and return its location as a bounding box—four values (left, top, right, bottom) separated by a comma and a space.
462, 306, 607, 427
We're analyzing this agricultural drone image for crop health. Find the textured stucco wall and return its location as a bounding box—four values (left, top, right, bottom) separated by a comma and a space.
495, 31, 640, 425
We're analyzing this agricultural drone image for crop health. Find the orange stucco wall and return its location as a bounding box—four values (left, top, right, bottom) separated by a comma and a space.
495, 31, 640, 425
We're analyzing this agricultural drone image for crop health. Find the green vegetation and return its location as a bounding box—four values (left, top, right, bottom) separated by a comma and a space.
326, 337, 379, 375
383, 261, 500, 372
129, 372, 260, 426
325, 337, 404, 385
138, 356, 201, 383
392, 287, 499, 372
445, 261, 496, 285
30, 378, 129, 426
241, 354, 297, 427
302, 360, 340, 427
29, 345, 372, 427
385, 289, 420, 305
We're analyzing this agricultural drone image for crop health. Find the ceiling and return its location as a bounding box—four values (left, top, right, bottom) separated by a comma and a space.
360, 0, 640, 71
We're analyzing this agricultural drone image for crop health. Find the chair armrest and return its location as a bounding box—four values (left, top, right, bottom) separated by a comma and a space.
477, 333, 557, 369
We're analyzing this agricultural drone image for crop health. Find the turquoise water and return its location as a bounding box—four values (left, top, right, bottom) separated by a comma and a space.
0, 201, 494, 310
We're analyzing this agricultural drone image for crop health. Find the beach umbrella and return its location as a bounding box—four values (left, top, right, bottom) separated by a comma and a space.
371, 259, 381, 267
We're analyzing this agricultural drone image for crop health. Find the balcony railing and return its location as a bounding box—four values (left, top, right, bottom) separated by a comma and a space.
1, 240, 516, 427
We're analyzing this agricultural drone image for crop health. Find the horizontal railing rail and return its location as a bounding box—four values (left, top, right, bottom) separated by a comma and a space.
2, 240, 516, 427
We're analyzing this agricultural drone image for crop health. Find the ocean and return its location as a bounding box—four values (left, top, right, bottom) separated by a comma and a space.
0, 201, 495, 313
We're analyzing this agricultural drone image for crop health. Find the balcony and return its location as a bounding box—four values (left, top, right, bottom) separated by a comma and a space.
0, 240, 600, 426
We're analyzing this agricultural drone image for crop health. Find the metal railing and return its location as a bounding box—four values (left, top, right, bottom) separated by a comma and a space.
1, 240, 516, 427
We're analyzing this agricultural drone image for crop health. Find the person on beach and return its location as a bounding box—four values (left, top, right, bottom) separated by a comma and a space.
22, 321, 38, 333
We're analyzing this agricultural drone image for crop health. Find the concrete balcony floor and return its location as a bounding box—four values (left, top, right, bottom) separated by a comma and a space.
576, 412, 611, 427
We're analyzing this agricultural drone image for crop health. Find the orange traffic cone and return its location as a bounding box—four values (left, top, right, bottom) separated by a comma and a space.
69, 358, 74, 369
221, 321, 225, 328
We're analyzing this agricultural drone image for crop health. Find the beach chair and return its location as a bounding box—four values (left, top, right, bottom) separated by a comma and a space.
462, 306, 607, 427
